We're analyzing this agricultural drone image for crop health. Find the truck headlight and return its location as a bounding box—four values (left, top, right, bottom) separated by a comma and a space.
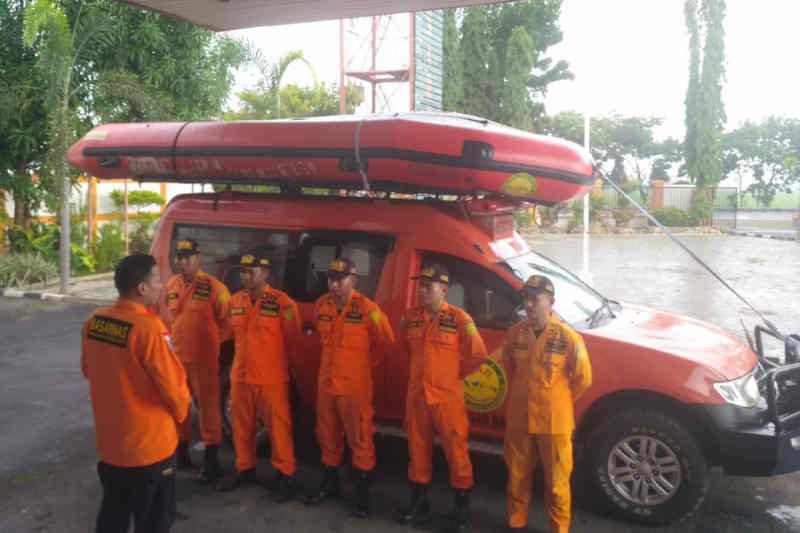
713, 370, 760, 408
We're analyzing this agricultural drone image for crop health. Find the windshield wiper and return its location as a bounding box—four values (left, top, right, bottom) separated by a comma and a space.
587, 298, 616, 328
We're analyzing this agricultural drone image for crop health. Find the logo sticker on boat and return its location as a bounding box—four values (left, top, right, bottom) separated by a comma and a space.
501, 172, 538, 197
464, 355, 507, 412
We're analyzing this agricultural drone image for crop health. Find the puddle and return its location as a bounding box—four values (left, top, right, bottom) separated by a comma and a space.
767, 505, 800, 529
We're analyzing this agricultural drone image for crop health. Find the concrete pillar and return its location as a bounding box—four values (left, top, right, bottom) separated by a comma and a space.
88, 177, 98, 243
651, 180, 665, 210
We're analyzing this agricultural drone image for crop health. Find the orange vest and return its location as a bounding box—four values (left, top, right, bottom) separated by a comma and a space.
402, 302, 487, 405
165, 270, 230, 364
81, 299, 190, 467
229, 285, 300, 385
315, 290, 394, 397
503, 314, 592, 434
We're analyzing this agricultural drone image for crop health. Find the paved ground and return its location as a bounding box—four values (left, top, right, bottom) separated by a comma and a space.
0, 309, 797, 530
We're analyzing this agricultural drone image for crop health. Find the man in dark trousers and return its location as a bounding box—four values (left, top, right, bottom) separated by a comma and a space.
82, 254, 190, 533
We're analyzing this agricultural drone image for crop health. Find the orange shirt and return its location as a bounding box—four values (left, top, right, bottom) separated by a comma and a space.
81, 299, 190, 467
229, 285, 301, 385
165, 270, 231, 364
502, 314, 592, 434
401, 302, 487, 405
314, 290, 395, 397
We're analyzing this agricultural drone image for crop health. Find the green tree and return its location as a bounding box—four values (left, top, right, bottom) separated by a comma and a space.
459, 6, 492, 117
0, 1, 48, 230
723, 117, 800, 207
499, 26, 535, 130
683, 0, 701, 181
649, 137, 684, 181
23, 0, 117, 290
90, 1, 246, 122
225, 51, 362, 119
442, 8, 463, 111
695, 0, 726, 187
546, 112, 663, 183
447, 1, 572, 127
684, 0, 727, 188
20, 0, 246, 289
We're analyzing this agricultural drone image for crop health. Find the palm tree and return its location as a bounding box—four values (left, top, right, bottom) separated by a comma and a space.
23, 0, 115, 292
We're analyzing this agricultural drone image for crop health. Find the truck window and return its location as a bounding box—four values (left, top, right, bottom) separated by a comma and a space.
420, 252, 519, 330
504, 251, 607, 328
171, 224, 290, 293
286, 230, 394, 303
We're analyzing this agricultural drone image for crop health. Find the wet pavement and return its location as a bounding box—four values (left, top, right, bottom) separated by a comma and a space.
2, 233, 800, 532
528, 234, 799, 341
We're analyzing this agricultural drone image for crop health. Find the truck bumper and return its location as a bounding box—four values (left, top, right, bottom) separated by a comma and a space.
697, 404, 800, 476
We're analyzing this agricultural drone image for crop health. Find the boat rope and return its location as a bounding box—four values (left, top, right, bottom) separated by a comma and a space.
354, 119, 371, 192
597, 168, 779, 335
171, 121, 192, 177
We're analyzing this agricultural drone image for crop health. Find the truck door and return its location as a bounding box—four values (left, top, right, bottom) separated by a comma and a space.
283, 230, 396, 415
385, 250, 520, 439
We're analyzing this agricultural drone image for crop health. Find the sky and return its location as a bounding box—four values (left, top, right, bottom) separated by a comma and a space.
227, 0, 800, 142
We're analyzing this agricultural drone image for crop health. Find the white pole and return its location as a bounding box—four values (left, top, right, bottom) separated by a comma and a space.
581, 112, 592, 282
123, 179, 129, 255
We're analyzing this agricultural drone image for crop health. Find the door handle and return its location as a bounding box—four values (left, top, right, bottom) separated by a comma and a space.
302, 321, 316, 334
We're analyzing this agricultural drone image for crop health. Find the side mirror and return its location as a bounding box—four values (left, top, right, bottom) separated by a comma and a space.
513, 305, 527, 324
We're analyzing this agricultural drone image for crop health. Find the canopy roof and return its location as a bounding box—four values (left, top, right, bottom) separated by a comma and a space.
121, 0, 494, 31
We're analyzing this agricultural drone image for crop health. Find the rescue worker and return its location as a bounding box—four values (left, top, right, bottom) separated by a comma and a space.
305, 257, 394, 518
502, 275, 592, 533
82, 254, 190, 533
165, 238, 230, 483
216, 252, 301, 503
395, 263, 487, 532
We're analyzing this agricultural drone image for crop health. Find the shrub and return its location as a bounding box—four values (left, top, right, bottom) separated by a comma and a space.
110, 189, 166, 210
652, 207, 693, 227
570, 195, 607, 225
612, 210, 634, 226
129, 213, 160, 254
92, 224, 126, 272
688, 194, 713, 225
513, 210, 532, 229
6, 222, 59, 261
0, 253, 58, 289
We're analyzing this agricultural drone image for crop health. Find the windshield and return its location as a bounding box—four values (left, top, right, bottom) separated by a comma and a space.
504, 251, 609, 328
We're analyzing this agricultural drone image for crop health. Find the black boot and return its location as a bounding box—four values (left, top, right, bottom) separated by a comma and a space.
271, 472, 297, 503
448, 489, 471, 532
304, 466, 340, 505
215, 468, 257, 492
393, 482, 431, 525
198, 445, 220, 483
176, 440, 193, 469
351, 468, 373, 518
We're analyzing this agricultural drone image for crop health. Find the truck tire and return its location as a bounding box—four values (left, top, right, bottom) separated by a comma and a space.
583, 408, 709, 525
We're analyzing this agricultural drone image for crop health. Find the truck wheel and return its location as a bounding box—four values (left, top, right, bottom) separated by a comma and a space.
584, 408, 709, 525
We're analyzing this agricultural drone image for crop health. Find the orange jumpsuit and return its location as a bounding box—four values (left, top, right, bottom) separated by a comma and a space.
314, 290, 394, 472
502, 314, 592, 533
166, 271, 230, 446
401, 302, 487, 489
81, 299, 190, 467
229, 285, 301, 475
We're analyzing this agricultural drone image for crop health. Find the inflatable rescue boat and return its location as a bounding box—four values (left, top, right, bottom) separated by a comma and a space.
67, 113, 594, 205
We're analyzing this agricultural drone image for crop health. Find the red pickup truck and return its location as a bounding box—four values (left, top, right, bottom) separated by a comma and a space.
68, 114, 800, 525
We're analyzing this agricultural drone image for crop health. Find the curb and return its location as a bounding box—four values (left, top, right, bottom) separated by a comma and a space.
16, 271, 115, 293
722, 229, 798, 241
0, 288, 112, 306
